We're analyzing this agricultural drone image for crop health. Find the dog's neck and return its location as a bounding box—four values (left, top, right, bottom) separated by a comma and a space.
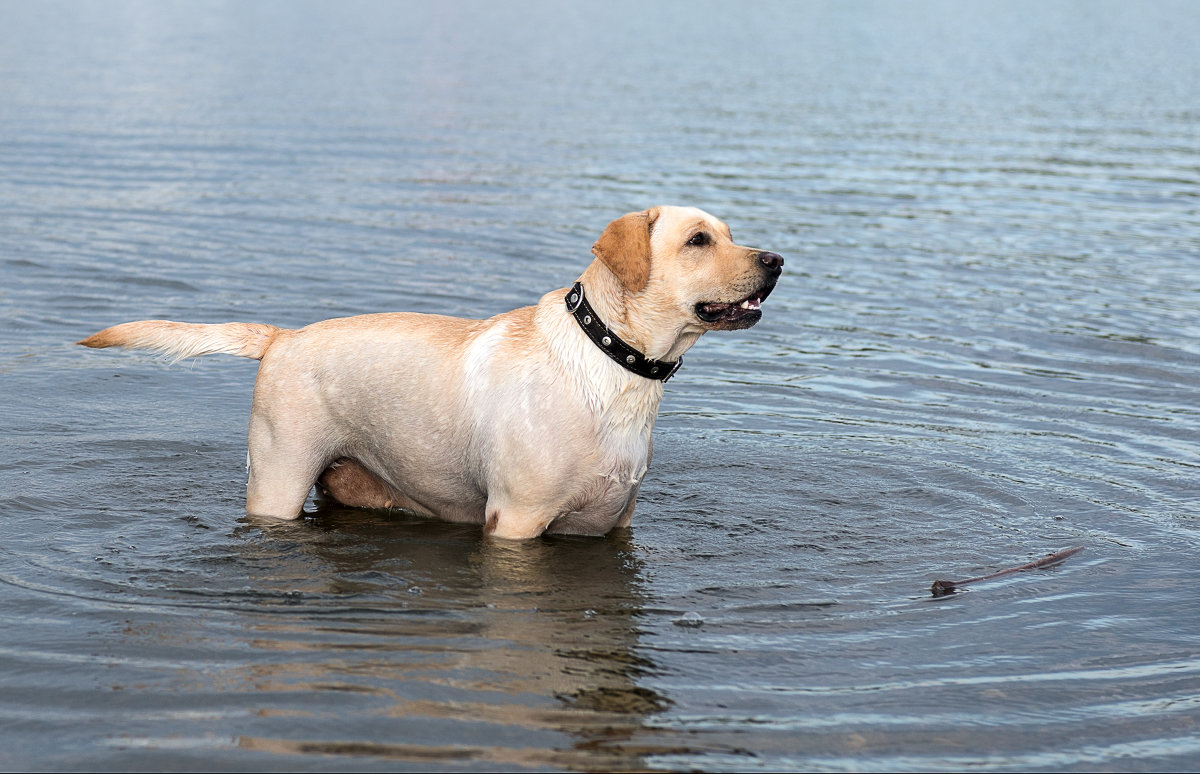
566, 281, 681, 381
577, 263, 704, 364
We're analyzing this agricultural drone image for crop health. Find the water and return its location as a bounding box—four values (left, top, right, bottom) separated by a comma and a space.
2, 0, 1199, 770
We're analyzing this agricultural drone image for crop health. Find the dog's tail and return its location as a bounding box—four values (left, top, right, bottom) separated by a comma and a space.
78, 320, 283, 362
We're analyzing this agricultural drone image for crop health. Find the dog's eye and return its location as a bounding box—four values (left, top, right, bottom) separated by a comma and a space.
687, 232, 710, 247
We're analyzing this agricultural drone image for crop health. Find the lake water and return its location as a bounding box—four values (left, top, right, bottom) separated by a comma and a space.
2, 1, 1199, 770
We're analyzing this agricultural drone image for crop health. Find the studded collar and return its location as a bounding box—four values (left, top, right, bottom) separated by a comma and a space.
564, 282, 682, 382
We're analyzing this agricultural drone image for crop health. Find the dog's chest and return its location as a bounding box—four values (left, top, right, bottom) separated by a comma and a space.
552, 402, 654, 534
599, 430, 651, 491
596, 381, 657, 474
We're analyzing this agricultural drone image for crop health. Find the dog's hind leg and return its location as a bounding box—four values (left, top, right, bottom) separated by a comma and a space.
243, 414, 329, 520
245, 455, 321, 520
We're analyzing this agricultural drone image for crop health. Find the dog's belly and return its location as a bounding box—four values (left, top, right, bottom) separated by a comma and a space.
318, 454, 642, 536
317, 457, 488, 523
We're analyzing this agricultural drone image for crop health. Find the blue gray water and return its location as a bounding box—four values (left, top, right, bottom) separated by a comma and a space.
2, 1, 1199, 770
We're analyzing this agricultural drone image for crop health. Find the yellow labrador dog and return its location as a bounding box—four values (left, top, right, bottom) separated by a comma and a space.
80, 206, 783, 538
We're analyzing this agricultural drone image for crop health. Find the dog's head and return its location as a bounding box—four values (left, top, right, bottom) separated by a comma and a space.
591, 206, 783, 333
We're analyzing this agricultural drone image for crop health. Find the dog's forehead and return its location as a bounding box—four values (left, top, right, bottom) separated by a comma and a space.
654, 206, 732, 241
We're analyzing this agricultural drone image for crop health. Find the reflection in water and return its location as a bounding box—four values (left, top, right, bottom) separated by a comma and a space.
221, 506, 670, 770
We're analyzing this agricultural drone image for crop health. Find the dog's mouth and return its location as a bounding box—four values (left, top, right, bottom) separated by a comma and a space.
695, 282, 776, 330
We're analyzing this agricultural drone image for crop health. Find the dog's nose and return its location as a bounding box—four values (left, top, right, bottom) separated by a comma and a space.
757, 251, 784, 272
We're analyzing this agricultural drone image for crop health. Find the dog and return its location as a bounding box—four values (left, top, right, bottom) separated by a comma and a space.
79, 206, 783, 538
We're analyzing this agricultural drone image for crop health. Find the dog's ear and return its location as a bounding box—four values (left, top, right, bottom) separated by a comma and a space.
592, 208, 659, 293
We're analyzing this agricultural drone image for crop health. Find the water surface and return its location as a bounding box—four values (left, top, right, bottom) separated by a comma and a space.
2, 1, 1199, 771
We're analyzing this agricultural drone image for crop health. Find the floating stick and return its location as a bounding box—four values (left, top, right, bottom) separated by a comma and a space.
930, 546, 1085, 597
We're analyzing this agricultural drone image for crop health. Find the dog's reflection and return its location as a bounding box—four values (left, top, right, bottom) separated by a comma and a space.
230, 505, 669, 770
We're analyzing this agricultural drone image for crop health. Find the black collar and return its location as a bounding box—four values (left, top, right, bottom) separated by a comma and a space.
565, 282, 682, 382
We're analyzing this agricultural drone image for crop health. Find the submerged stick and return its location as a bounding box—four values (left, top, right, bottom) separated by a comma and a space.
930, 546, 1084, 597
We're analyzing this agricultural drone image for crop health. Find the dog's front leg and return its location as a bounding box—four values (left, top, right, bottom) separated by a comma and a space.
614, 437, 651, 530
483, 501, 560, 540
